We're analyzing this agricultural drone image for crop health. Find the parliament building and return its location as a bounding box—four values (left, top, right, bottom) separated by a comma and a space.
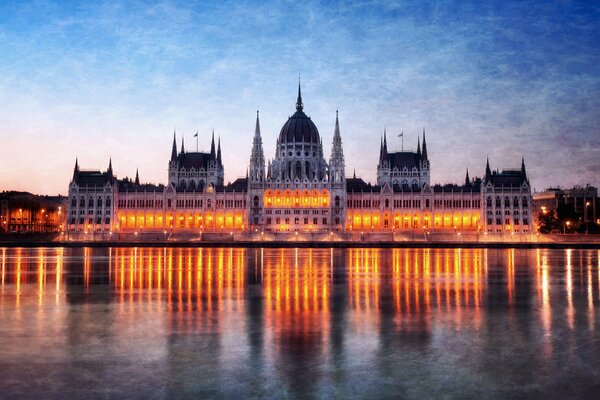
67, 84, 533, 238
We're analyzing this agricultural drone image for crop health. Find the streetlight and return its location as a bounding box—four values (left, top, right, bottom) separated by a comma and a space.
585, 201, 590, 234
564, 220, 571, 234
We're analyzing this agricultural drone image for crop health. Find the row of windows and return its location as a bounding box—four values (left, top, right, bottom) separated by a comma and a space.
266, 217, 328, 225
71, 196, 112, 208
116, 198, 246, 209
69, 217, 112, 225
486, 196, 529, 208
347, 198, 482, 210
266, 209, 327, 215
487, 210, 529, 216
486, 217, 530, 226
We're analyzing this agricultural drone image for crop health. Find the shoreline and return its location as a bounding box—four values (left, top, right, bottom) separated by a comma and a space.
1, 240, 599, 249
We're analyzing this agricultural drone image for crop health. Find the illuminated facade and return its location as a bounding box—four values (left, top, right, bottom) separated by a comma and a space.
66, 84, 533, 237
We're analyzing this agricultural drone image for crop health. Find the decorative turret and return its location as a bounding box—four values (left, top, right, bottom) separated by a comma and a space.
383, 128, 388, 155
329, 110, 345, 183
72, 158, 79, 181
210, 130, 216, 160
217, 136, 222, 166
485, 157, 492, 180
180, 136, 185, 154
249, 110, 265, 183
107, 158, 113, 178
465, 168, 470, 186
134, 168, 140, 185
421, 129, 428, 161
171, 131, 178, 162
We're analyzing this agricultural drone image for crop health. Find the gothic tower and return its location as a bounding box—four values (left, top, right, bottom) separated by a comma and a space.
329, 110, 346, 229
248, 110, 266, 226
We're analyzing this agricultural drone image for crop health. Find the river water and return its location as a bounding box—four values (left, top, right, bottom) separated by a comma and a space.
0, 247, 599, 399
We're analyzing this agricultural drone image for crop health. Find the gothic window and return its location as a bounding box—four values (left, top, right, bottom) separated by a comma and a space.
97, 197, 102, 207
207, 199, 212, 208
253, 196, 259, 207
514, 197, 519, 207
385, 199, 389, 208
295, 161, 302, 179
523, 197, 528, 207
80, 197, 85, 207
335, 196, 341, 207
88, 197, 94, 207
71, 197, 76, 207
504, 197, 510, 207
425, 199, 430, 208
189, 180, 196, 191
495, 197, 501, 208
167, 199, 172, 208
106, 197, 111, 207
487, 197, 492, 207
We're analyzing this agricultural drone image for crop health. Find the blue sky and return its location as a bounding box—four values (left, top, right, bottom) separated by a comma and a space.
0, 0, 598, 194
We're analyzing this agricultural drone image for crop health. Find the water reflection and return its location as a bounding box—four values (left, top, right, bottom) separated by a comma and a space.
0, 247, 599, 398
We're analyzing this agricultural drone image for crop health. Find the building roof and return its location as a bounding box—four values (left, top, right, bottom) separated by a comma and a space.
176, 152, 214, 170
73, 171, 114, 188
486, 169, 527, 187
384, 151, 424, 170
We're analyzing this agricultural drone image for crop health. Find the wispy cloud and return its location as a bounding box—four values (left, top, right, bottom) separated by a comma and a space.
0, 0, 598, 194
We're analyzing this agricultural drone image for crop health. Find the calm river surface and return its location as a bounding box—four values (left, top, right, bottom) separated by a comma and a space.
0, 247, 599, 399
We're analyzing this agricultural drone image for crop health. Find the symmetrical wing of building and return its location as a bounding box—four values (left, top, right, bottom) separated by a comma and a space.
67, 84, 533, 237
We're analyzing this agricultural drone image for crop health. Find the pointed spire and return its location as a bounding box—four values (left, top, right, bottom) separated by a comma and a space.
296, 76, 303, 112
134, 168, 140, 185
210, 129, 216, 160
465, 168, 470, 186
180, 136, 185, 154
333, 110, 341, 140
217, 136, 222, 166
73, 158, 80, 181
485, 157, 492, 180
521, 157, 528, 183
254, 110, 261, 138
421, 129, 428, 161
171, 130, 178, 161
353, 169, 356, 179
107, 158, 113, 177
417, 136, 421, 156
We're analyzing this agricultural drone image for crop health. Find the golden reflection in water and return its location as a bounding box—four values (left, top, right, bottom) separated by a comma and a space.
537, 249, 552, 357
566, 249, 574, 330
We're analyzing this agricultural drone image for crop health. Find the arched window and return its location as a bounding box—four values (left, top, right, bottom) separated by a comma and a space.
487, 196, 492, 207
495, 197, 501, 207
71, 197, 76, 207
88, 197, 94, 207
504, 197, 510, 207
207, 199, 212, 208
106, 197, 111, 207
335, 196, 341, 207
253, 195, 259, 207
523, 197, 528, 207
514, 197, 519, 207
295, 161, 302, 179
167, 199, 172, 208
425, 199, 430, 208
189, 180, 196, 191
97, 197, 102, 207
384, 199, 389, 208
80, 197, 85, 207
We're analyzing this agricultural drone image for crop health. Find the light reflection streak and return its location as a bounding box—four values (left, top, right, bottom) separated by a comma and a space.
566, 249, 574, 330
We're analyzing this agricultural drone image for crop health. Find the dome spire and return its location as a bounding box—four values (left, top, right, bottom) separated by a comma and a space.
296, 76, 303, 112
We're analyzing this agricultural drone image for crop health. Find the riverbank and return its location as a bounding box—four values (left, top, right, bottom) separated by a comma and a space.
1, 238, 599, 249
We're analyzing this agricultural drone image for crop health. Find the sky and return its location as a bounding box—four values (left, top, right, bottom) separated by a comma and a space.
0, 0, 598, 195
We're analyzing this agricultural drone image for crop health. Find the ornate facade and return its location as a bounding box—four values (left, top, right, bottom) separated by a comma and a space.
67, 84, 533, 238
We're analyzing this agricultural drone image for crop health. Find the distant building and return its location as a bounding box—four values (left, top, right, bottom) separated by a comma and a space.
533, 186, 598, 226
0, 191, 66, 233
66, 83, 533, 237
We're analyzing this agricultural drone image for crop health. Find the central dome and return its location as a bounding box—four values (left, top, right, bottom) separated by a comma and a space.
278, 83, 321, 144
